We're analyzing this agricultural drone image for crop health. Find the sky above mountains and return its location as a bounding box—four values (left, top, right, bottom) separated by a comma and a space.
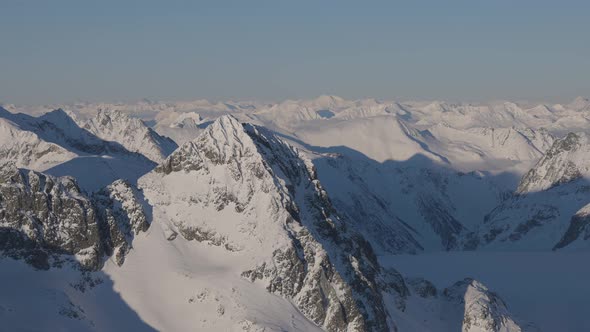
1, 0, 588, 105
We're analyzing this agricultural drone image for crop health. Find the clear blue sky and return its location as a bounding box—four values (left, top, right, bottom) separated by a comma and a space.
1, 0, 589, 105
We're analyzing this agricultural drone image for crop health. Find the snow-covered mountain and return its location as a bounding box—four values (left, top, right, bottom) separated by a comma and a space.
0, 114, 531, 332
473, 132, 590, 251
140, 115, 409, 330
3, 96, 590, 331
517, 132, 589, 194
82, 109, 177, 163
0, 112, 77, 170
0, 107, 158, 192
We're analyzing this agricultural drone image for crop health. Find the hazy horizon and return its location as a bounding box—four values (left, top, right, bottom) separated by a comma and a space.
1, 1, 588, 105
2, 94, 587, 110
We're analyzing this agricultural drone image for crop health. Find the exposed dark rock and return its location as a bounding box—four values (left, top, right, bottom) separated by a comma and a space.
0, 162, 149, 270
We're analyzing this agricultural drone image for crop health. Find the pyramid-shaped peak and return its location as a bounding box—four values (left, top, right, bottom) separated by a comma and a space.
94, 109, 147, 129
40, 108, 73, 120
201, 115, 252, 146
38, 108, 80, 128
156, 115, 256, 174
210, 114, 243, 129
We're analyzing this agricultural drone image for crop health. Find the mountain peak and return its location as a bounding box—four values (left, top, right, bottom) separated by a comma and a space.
444, 278, 523, 332
208, 114, 243, 132
95, 109, 145, 129
199, 115, 254, 157
316, 94, 343, 102
156, 115, 256, 174
83, 108, 177, 163
143, 117, 402, 331
39, 108, 77, 123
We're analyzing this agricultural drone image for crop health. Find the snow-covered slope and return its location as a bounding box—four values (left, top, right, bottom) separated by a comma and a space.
292, 115, 446, 164
0, 107, 156, 192
425, 125, 554, 173
314, 153, 510, 252
473, 133, 590, 251
82, 109, 177, 163
0, 115, 77, 170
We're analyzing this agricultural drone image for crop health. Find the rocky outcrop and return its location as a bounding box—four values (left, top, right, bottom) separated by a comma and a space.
0, 115, 77, 170
444, 278, 522, 332
517, 133, 585, 194
0, 162, 149, 270
92, 180, 150, 266
0, 162, 102, 270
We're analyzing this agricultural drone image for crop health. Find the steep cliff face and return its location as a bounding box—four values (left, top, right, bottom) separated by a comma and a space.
92, 180, 151, 266
0, 161, 149, 270
444, 279, 522, 332
0, 161, 102, 270
517, 133, 588, 194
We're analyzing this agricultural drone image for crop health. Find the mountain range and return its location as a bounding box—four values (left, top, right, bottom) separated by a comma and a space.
1, 96, 590, 331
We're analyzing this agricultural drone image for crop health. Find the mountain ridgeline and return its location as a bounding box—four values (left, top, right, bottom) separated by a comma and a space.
3, 96, 590, 331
